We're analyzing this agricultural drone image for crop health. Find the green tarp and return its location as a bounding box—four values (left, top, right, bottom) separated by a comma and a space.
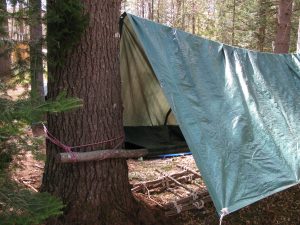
120, 13, 300, 215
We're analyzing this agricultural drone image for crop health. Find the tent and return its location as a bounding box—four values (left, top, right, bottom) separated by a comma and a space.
121, 14, 189, 157
120, 13, 300, 216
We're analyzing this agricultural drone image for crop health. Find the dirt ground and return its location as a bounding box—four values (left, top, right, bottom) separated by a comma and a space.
11, 149, 300, 225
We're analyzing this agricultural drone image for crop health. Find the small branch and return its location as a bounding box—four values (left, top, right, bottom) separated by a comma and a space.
155, 169, 194, 193
15, 178, 39, 193
165, 199, 205, 216
176, 165, 201, 178
163, 190, 210, 209
57, 149, 148, 163
132, 170, 190, 192
167, 188, 184, 198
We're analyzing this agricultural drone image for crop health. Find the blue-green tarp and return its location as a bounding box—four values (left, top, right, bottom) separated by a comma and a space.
120, 13, 300, 215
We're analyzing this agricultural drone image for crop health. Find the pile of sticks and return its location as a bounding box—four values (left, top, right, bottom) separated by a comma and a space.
131, 165, 211, 216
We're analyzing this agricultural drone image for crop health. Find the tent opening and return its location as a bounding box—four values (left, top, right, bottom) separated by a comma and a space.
120, 15, 189, 157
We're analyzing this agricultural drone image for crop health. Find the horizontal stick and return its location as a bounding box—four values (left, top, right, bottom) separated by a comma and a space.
163, 190, 210, 209
57, 149, 148, 163
131, 170, 191, 192
155, 169, 194, 193
165, 199, 206, 216
132, 174, 198, 193
176, 165, 202, 178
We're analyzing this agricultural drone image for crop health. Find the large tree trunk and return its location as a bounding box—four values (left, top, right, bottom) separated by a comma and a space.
41, 1, 168, 225
0, 0, 11, 80
274, 0, 293, 53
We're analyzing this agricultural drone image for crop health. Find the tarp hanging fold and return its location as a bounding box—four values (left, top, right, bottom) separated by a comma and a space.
120, 13, 300, 215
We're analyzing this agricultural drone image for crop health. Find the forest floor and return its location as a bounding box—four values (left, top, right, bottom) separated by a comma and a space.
11, 145, 300, 225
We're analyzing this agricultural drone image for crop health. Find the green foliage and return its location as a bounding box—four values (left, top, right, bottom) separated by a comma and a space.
0, 84, 80, 224
0, 90, 82, 139
0, 174, 64, 225
0, 81, 81, 224
0, 0, 88, 224
47, 0, 89, 67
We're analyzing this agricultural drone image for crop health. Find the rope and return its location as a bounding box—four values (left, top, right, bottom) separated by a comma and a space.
192, 191, 198, 200
188, 174, 193, 182
43, 124, 124, 162
173, 201, 182, 214
219, 208, 229, 225
162, 177, 170, 188
193, 200, 204, 209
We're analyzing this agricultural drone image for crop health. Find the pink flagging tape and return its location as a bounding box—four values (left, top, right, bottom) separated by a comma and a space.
42, 124, 124, 162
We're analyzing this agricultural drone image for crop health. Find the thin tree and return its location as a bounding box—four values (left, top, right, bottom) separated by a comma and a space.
274, 0, 293, 53
0, 0, 11, 79
232, 0, 236, 45
29, 0, 44, 99
29, 0, 45, 136
256, 0, 268, 51
41, 1, 169, 224
297, 17, 300, 52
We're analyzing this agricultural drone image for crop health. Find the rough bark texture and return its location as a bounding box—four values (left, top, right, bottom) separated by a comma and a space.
41, 1, 169, 225
274, 0, 293, 53
0, 0, 11, 80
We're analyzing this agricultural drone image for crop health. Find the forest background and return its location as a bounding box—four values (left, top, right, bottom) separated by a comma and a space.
0, 0, 300, 224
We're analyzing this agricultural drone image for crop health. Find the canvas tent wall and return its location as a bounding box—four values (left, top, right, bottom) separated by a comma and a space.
120, 13, 189, 156
119, 13, 300, 217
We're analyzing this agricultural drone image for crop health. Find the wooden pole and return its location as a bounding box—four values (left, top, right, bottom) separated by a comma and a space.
131, 170, 190, 192
155, 169, 194, 193
176, 165, 201, 178
164, 190, 209, 209
57, 149, 148, 163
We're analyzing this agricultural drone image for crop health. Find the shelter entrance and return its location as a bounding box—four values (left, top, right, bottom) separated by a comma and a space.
120, 15, 189, 157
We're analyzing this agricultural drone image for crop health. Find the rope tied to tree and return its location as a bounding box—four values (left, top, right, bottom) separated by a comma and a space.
42, 124, 124, 162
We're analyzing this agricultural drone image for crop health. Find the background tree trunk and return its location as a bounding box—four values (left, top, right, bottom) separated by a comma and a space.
29, 0, 45, 136
274, 0, 293, 53
29, 0, 44, 99
232, 0, 236, 45
0, 0, 11, 80
297, 17, 300, 52
191, 0, 195, 34
257, 0, 267, 51
41, 1, 169, 225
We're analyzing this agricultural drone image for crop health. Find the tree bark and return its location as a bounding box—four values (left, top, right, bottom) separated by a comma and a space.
0, 0, 11, 80
257, 0, 267, 51
157, 0, 160, 22
297, 17, 300, 52
181, 0, 185, 30
191, 0, 195, 34
29, 0, 44, 98
41, 1, 169, 225
274, 0, 293, 53
232, 0, 236, 45
29, 0, 45, 136
148, 0, 153, 20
